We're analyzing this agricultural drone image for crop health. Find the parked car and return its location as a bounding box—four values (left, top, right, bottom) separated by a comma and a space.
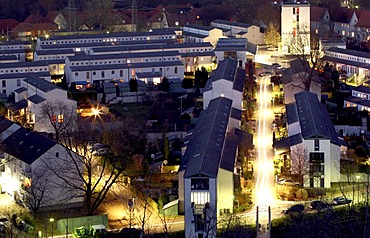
92, 147, 110, 156
282, 204, 305, 214
309, 200, 331, 210
332, 196, 352, 205
277, 178, 300, 186
258, 71, 273, 77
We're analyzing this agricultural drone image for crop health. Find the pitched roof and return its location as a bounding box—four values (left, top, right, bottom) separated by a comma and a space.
212, 19, 252, 29
205, 58, 238, 90
28, 94, 46, 104
0, 19, 19, 31
7, 99, 27, 112
45, 11, 61, 21
184, 97, 233, 178
332, 7, 355, 23
220, 133, 237, 172
13, 22, 58, 32
310, 6, 326, 22
1, 124, 56, 165
23, 75, 58, 92
294, 91, 340, 145
356, 10, 370, 28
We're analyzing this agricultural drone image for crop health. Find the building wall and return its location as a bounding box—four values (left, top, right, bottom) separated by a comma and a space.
216, 169, 234, 216
287, 121, 300, 137
281, 3, 311, 54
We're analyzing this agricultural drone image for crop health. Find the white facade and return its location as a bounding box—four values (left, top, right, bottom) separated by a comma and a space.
281, 2, 311, 55
12, 76, 77, 134
183, 24, 226, 46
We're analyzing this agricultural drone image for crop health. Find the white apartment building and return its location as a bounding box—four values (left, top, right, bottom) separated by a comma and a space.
322, 47, 370, 78
37, 28, 179, 46
344, 84, 370, 111
9, 75, 77, 134
275, 91, 345, 188
65, 60, 184, 86
214, 38, 256, 67
211, 19, 265, 45
0, 117, 83, 209
183, 24, 226, 46
203, 58, 244, 123
181, 97, 239, 238
281, 1, 311, 55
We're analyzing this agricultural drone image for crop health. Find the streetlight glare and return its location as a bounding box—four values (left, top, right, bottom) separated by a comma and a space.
49, 218, 54, 222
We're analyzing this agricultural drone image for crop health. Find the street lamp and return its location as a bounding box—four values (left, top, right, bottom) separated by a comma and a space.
357, 175, 361, 203
49, 218, 55, 238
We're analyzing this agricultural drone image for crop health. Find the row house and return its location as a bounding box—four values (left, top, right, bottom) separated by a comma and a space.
0, 117, 83, 209
36, 38, 174, 52
0, 62, 50, 95
180, 96, 245, 238
37, 28, 180, 46
89, 42, 215, 73
275, 91, 346, 188
203, 58, 244, 121
183, 24, 226, 47
65, 60, 184, 86
214, 38, 256, 67
0, 72, 50, 97
8, 75, 77, 134
211, 19, 265, 45
281, 1, 311, 55
103, 80, 148, 104
0, 41, 32, 62
34, 49, 75, 77
322, 47, 370, 79
344, 83, 370, 111
0, 55, 18, 63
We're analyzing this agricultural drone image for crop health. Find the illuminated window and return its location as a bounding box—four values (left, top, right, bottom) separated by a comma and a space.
191, 192, 210, 205
58, 114, 64, 123
52, 114, 57, 122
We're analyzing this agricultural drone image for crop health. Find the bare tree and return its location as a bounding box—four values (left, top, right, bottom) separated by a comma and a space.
22, 167, 52, 216
40, 100, 77, 142
44, 116, 146, 215
290, 145, 309, 186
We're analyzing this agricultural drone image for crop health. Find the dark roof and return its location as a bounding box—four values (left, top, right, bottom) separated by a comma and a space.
234, 128, 253, 150
1, 126, 56, 164
7, 99, 27, 112
233, 67, 245, 92
345, 96, 370, 107
70, 60, 183, 72
28, 94, 46, 104
23, 75, 58, 92
180, 51, 215, 57
321, 56, 370, 70
67, 50, 180, 61
184, 97, 232, 178
220, 133, 237, 172
326, 47, 370, 59
289, 58, 310, 75
286, 103, 299, 124
40, 29, 177, 41
35, 49, 75, 55
0, 72, 50, 80
0, 61, 49, 69
0, 117, 15, 134
295, 91, 340, 145
184, 23, 216, 31
0, 55, 18, 61
274, 133, 303, 154
353, 85, 370, 94
212, 19, 252, 28
310, 6, 326, 22
39, 39, 173, 50
230, 107, 242, 120
91, 42, 212, 53
135, 71, 163, 78
205, 58, 238, 90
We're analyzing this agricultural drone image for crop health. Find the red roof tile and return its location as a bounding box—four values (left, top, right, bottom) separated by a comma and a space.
0, 19, 19, 31
356, 9, 370, 28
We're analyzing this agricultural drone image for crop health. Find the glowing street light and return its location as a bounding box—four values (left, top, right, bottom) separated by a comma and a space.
49, 218, 55, 238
